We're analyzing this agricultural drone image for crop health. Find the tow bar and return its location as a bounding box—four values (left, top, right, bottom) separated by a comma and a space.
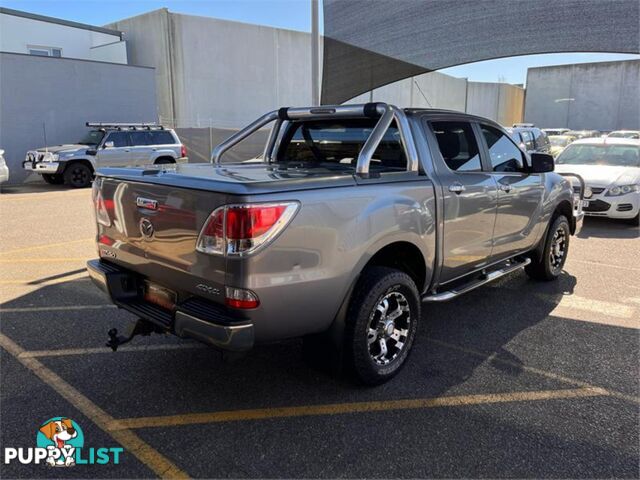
106, 319, 164, 351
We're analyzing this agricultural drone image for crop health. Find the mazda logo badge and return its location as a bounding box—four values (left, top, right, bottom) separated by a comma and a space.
139, 218, 154, 238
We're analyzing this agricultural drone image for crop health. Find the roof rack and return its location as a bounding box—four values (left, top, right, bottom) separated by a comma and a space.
85, 122, 165, 130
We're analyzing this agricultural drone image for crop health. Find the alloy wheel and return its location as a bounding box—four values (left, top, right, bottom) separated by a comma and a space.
549, 227, 567, 272
366, 291, 411, 366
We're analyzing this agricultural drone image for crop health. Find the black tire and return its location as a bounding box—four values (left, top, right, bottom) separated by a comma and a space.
624, 214, 639, 226
154, 157, 175, 165
41, 173, 64, 185
344, 266, 420, 385
526, 215, 570, 281
63, 162, 93, 188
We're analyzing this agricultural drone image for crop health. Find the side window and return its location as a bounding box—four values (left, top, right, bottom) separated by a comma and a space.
105, 132, 129, 148
149, 131, 176, 145
520, 131, 534, 151
532, 129, 548, 149
481, 125, 526, 172
129, 132, 150, 146
431, 121, 482, 172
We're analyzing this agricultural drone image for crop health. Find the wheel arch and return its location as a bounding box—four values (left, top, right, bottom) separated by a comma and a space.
153, 156, 176, 164
61, 158, 95, 174
324, 240, 429, 348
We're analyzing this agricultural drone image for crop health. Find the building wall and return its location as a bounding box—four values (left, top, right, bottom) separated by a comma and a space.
524, 60, 640, 130
0, 10, 127, 63
466, 82, 525, 126
347, 73, 523, 127
108, 9, 313, 129
0, 53, 157, 184
106, 9, 524, 162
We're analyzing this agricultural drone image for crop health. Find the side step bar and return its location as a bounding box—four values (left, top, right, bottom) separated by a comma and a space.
422, 257, 531, 303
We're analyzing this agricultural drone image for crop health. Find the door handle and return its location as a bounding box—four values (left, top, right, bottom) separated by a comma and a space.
449, 183, 466, 194
499, 183, 513, 193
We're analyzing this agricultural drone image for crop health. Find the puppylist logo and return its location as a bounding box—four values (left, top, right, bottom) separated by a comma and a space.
3, 417, 123, 467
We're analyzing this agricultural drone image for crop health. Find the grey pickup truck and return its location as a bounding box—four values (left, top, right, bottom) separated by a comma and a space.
87, 103, 583, 384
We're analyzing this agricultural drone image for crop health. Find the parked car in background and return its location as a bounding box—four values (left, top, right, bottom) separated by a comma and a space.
507, 126, 551, 155
555, 137, 639, 225
0, 149, 9, 184
23, 123, 188, 188
607, 130, 640, 139
88, 103, 583, 385
543, 128, 570, 136
566, 130, 600, 140
548, 134, 576, 158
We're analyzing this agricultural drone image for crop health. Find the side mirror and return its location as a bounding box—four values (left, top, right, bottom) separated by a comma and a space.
103, 141, 114, 149
529, 153, 554, 173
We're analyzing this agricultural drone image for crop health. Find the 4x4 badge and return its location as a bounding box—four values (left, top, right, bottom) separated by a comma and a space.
136, 197, 158, 210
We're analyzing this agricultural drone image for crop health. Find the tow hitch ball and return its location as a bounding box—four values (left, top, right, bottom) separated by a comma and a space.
106, 319, 162, 351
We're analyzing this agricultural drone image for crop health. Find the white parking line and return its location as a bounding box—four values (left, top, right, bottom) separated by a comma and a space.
19, 343, 206, 358
569, 259, 640, 272
552, 294, 635, 319
0, 305, 116, 313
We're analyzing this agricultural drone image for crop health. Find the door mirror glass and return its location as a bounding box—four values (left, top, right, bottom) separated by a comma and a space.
103, 141, 114, 149
529, 153, 554, 173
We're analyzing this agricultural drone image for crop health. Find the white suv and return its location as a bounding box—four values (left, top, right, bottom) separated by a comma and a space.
23, 123, 188, 188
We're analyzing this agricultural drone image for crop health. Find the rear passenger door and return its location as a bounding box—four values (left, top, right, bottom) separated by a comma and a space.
426, 120, 498, 283
128, 131, 153, 165
479, 124, 545, 259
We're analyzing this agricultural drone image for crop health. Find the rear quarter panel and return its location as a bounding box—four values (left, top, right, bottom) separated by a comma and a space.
231, 179, 437, 341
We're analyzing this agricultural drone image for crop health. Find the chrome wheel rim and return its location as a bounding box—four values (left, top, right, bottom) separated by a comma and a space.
367, 290, 410, 366
549, 227, 567, 271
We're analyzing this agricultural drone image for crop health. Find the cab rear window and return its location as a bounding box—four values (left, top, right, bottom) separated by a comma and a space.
277, 119, 407, 172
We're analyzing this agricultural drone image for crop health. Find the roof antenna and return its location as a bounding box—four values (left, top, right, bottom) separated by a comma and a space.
413, 79, 432, 107
43, 122, 48, 152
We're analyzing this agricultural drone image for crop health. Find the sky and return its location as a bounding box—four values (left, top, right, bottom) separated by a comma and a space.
1, 0, 638, 85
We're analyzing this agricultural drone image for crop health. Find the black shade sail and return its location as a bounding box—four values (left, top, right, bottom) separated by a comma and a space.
322, 0, 640, 104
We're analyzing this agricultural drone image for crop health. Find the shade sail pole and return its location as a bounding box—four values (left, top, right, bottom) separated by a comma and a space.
311, 0, 320, 106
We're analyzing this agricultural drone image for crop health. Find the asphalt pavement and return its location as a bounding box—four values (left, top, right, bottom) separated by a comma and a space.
0, 184, 638, 478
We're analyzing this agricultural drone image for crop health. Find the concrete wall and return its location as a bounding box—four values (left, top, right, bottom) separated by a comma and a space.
466, 82, 525, 126
0, 11, 126, 63
346, 73, 523, 127
0, 53, 157, 184
108, 9, 313, 129
106, 9, 524, 163
524, 60, 640, 130
346, 71, 469, 112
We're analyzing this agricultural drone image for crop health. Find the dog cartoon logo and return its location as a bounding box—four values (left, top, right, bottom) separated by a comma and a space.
36, 417, 84, 467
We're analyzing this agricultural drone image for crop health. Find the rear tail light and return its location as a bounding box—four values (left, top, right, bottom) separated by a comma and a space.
94, 189, 113, 227
181, 144, 187, 158
225, 286, 260, 309
196, 202, 299, 256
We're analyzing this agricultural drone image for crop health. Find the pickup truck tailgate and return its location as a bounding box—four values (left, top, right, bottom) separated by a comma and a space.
95, 176, 228, 300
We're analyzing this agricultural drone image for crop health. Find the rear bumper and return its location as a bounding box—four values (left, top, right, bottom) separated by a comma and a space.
87, 259, 254, 351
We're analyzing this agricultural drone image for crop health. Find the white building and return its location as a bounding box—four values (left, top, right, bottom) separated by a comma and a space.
0, 7, 127, 64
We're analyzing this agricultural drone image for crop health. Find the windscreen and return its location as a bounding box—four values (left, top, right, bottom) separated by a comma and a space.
276, 119, 407, 172
556, 144, 639, 167
549, 136, 571, 147
78, 130, 105, 146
